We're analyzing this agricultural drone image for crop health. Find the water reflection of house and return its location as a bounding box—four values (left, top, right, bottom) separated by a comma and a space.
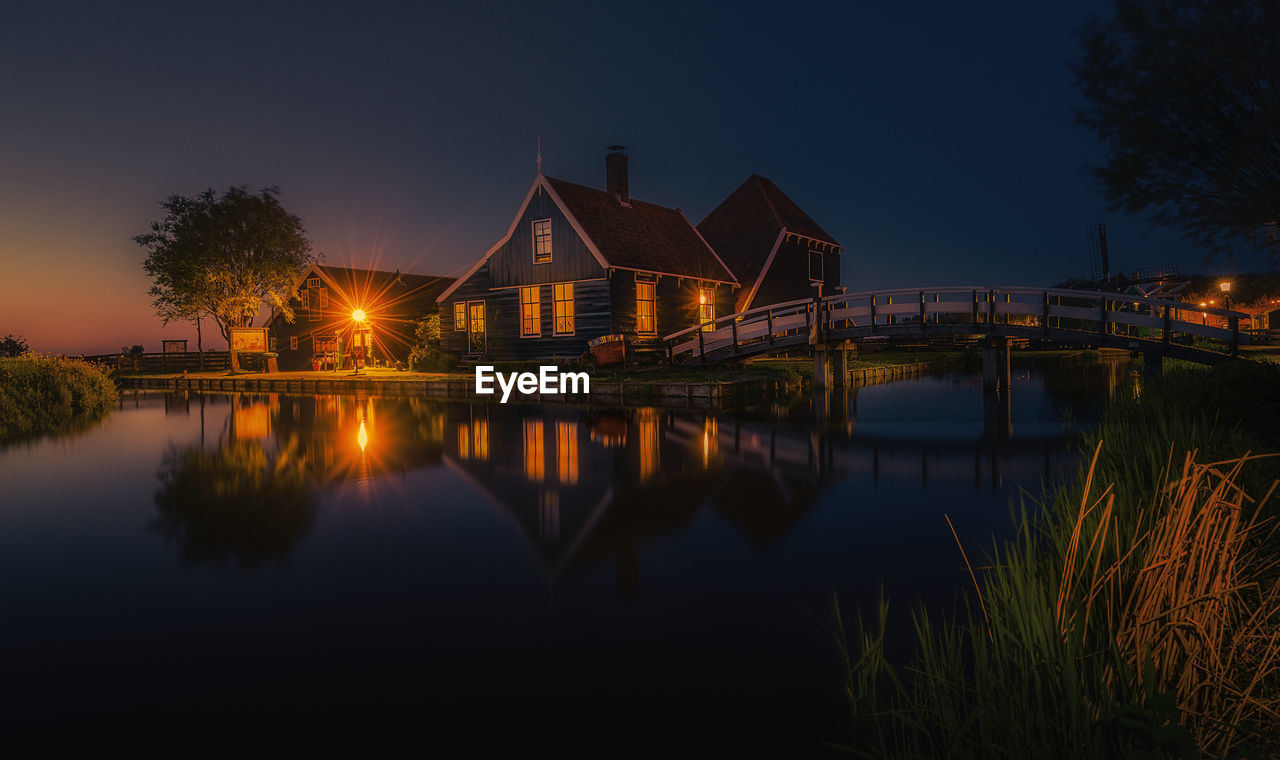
443, 405, 828, 595
265, 394, 447, 483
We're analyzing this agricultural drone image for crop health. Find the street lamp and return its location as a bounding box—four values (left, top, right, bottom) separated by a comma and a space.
351, 309, 367, 375
1219, 280, 1232, 311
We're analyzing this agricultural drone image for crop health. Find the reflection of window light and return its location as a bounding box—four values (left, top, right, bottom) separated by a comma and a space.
523, 419, 545, 481
702, 417, 718, 468
637, 408, 659, 482
457, 423, 471, 459
539, 490, 560, 543
473, 418, 489, 461
556, 421, 578, 485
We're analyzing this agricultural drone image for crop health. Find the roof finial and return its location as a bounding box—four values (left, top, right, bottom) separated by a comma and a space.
536, 136, 543, 174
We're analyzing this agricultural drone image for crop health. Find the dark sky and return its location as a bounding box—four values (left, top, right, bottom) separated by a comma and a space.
0, 1, 1264, 353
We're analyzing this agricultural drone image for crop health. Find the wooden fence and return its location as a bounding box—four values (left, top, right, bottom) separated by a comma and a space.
80, 351, 231, 373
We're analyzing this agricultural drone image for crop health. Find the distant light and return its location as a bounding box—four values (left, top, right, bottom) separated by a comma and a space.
1199, 302, 1207, 307
352, 309, 367, 323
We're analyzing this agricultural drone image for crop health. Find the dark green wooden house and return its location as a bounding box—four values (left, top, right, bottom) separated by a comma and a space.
437, 148, 739, 361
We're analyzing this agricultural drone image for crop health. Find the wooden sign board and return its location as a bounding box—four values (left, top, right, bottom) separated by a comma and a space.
161, 339, 188, 354
228, 327, 269, 372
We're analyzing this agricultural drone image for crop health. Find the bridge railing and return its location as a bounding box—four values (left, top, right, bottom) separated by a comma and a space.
664, 286, 1250, 364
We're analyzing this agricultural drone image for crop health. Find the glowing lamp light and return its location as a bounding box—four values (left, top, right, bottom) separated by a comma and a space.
1219, 281, 1232, 294
698, 293, 707, 304
352, 309, 367, 323
357, 420, 368, 452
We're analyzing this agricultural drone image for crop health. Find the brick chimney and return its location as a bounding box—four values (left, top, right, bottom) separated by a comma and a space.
606, 145, 628, 204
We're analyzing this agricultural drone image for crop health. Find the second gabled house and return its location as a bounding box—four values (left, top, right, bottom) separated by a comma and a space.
437, 148, 739, 360
697, 174, 843, 314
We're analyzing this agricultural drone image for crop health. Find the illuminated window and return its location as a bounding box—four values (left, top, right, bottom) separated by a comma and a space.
556, 421, 578, 485
809, 249, 823, 282
699, 287, 715, 332
523, 419, 545, 481
636, 281, 656, 334
553, 283, 574, 335
454, 302, 466, 331
520, 286, 541, 337
533, 219, 552, 264
289, 336, 298, 351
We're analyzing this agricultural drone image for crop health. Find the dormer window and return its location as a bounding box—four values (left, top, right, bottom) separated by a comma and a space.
306, 277, 321, 289
533, 219, 552, 264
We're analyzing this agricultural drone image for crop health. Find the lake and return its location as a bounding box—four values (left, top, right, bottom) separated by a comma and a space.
0, 361, 1133, 748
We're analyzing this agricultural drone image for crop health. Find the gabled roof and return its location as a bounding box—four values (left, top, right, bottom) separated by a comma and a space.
543, 176, 737, 284
697, 175, 842, 312
438, 174, 736, 303
284, 263, 454, 318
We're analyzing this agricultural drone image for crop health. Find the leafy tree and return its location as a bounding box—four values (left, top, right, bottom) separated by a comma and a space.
1073, 0, 1280, 260
0, 334, 29, 357
136, 187, 315, 352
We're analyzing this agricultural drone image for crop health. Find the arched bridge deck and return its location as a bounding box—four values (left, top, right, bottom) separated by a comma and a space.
663, 286, 1248, 366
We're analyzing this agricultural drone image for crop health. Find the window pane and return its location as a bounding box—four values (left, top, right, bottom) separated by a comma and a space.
636, 281, 655, 334
699, 288, 715, 332
454, 302, 466, 330
521, 286, 541, 337
553, 283, 574, 334
533, 219, 552, 263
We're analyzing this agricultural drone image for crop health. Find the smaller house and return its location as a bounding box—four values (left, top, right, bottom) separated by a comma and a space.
697, 175, 843, 313
437, 147, 739, 361
269, 264, 454, 370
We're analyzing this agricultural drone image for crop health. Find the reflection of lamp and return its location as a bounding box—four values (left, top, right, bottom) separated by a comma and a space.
351, 309, 366, 376
357, 421, 368, 453
1219, 280, 1232, 311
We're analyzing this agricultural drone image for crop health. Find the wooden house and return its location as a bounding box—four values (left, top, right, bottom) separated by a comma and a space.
697, 175, 843, 314
268, 264, 454, 370
437, 148, 739, 360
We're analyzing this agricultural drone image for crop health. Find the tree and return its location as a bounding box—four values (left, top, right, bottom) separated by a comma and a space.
136, 187, 315, 355
1073, 0, 1280, 260
0, 334, 29, 357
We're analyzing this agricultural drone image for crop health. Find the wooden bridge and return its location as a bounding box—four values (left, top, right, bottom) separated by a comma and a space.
663, 286, 1248, 381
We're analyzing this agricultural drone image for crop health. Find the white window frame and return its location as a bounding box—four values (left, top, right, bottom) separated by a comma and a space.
520, 286, 542, 338
553, 282, 575, 336
636, 280, 656, 335
532, 219, 553, 264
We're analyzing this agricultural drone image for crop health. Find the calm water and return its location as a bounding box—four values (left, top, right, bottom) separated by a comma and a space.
0, 363, 1132, 747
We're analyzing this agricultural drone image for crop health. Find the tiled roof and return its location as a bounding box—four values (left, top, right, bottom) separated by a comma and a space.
316, 265, 454, 314
545, 176, 737, 284
697, 175, 841, 311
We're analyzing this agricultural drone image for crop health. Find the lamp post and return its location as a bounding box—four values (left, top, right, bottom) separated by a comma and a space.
1219, 280, 1232, 312
1199, 302, 1207, 326
351, 309, 367, 376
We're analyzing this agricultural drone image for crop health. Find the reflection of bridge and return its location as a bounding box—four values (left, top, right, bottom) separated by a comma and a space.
664, 287, 1249, 377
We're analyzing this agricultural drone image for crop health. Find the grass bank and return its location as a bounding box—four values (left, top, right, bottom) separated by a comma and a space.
0, 355, 118, 441
838, 360, 1280, 758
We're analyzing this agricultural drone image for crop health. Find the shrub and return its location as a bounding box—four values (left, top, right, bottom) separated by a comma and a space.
0, 355, 118, 441
0, 334, 28, 358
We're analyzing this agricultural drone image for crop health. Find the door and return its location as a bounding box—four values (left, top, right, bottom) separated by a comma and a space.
467, 301, 486, 353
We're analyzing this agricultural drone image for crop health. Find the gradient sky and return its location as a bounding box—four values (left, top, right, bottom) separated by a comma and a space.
0, 1, 1267, 354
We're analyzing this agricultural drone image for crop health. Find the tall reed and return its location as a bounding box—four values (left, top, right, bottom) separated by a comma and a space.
0, 355, 117, 440
837, 359, 1280, 758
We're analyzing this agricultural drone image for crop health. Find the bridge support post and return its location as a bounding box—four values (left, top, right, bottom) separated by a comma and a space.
1143, 352, 1163, 383
982, 336, 1011, 392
